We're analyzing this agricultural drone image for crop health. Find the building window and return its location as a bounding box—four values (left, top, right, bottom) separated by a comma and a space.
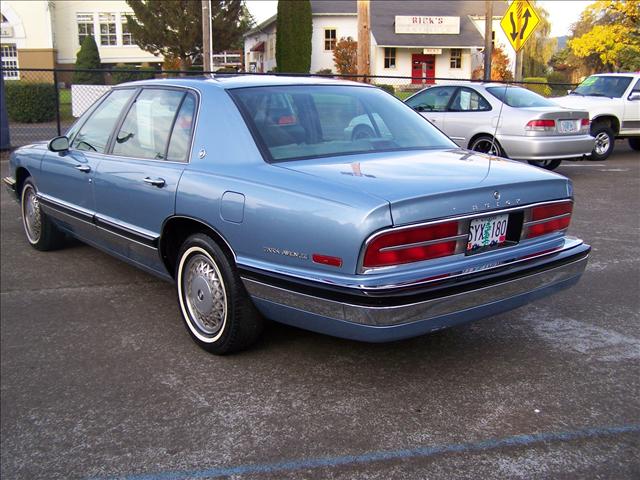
384, 48, 396, 69
450, 49, 462, 69
492, 31, 495, 47
324, 29, 336, 51
99, 13, 117, 46
1, 43, 19, 79
77, 13, 95, 46
121, 14, 133, 45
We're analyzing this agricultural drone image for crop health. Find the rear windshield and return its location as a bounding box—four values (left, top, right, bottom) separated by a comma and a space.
229, 85, 455, 162
572, 75, 633, 98
486, 86, 556, 108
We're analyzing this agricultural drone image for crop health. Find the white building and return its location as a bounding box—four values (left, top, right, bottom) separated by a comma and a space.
244, 0, 514, 84
1, 0, 162, 81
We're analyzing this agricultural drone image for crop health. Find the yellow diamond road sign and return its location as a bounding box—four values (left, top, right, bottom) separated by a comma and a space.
500, 0, 540, 52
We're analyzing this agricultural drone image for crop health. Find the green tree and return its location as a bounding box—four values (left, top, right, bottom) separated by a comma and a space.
567, 0, 640, 72
522, 3, 557, 77
74, 35, 103, 84
125, 0, 253, 70
276, 0, 312, 73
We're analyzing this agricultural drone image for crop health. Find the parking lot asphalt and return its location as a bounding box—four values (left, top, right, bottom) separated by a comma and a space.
1, 142, 639, 479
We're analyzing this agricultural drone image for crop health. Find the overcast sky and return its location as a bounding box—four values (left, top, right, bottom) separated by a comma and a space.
245, 1, 595, 38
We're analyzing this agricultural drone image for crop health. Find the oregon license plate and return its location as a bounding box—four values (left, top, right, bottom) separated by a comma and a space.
467, 214, 509, 252
558, 120, 578, 133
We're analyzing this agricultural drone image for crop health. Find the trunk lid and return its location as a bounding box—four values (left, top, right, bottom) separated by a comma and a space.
278, 148, 570, 225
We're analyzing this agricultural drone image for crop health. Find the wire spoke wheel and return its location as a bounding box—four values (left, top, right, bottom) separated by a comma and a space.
22, 185, 42, 244
183, 252, 227, 336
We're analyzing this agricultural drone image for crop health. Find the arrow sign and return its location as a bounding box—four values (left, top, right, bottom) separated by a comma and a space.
500, 0, 540, 52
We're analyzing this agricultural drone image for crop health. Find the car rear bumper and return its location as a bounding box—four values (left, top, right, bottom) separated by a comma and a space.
241, 241, 590, 342
498, 134, 595, 161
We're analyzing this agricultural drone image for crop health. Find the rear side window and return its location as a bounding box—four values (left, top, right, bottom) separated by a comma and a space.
486, 86, 555, 108
405, 86, 457, 112
167, 94, 196, 161
112, 89, 185, 160
71, 89, 135, 153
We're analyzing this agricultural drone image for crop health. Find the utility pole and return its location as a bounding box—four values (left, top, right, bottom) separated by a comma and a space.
515, 50, 524, 82
483, 0, 493, 81
202, 0, 211, 71
357, 0, 370, 82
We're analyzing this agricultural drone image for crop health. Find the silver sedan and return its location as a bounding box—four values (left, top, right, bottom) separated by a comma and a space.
405, 83, 595, 170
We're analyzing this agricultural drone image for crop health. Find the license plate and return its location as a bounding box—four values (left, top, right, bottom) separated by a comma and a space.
467, 214, 509, 252
558, 120, 578, 133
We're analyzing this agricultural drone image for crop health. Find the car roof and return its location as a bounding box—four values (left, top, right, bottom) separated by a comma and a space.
119, 74, 373, 90
588, 72, 640, 78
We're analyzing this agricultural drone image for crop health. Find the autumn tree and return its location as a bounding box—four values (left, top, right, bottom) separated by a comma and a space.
522, 2, 557, 77
276, 0, 312, 73
567, 1, 640, 72
125, 0, 253, 70
333, 37, 357, 75
472, 45, 514, 81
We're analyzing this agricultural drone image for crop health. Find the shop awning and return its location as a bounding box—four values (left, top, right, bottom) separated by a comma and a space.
250, 41, 265, 52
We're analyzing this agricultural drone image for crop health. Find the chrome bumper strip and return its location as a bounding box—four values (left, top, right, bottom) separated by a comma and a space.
242, 253, 588, 327
2, 176, 16, 192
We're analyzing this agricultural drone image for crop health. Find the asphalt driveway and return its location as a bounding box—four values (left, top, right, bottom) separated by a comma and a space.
1, 143, 639, 479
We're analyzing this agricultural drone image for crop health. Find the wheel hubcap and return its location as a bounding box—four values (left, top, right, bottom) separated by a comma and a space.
184, 253, 226, 335
22, 186, 42, 243
594, 132, 610, 155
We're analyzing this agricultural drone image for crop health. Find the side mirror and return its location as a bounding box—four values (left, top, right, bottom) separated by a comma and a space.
628, 92, 640, 101
567, 89, 573, 95
48, 136, 69, 152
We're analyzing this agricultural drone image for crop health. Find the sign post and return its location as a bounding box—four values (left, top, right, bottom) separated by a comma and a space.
500, 0, 540, 52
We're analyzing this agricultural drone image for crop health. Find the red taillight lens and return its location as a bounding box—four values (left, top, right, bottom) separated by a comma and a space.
312, 254, 343, 268
581, 118, 590, 127
363, 221, 459, 268
525, 202, 573, 238
525, 119, 556, 131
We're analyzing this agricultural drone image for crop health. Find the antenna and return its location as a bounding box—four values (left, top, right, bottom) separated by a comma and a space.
488, 81, 509, 157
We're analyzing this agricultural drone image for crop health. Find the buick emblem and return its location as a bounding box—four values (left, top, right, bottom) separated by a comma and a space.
493, 191, 501, 200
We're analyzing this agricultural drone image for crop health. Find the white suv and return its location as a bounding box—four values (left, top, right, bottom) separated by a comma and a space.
553, 72, 640, 160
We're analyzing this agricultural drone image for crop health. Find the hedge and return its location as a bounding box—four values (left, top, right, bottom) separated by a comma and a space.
5, 82, 57, 123
523, 77, 552, 97
111, 64, 156, 84
376, 84, 395, 95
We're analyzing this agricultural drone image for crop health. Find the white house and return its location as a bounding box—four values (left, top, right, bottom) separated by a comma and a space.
243, 0, 514, 83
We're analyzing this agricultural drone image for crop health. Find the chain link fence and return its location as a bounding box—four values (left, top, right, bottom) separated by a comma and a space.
1, 67, 578, 149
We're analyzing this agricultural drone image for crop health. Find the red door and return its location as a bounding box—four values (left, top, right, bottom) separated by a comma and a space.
411, 54, 435, 85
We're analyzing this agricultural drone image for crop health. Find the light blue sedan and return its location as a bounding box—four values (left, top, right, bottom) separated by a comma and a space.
3, 76, 590, 354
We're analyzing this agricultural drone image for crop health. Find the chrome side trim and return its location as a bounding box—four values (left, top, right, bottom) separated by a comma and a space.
523, 212, 571, 227
2, 176, 16, 191
379, 233, 468, 252
359, 198, 573, 273
242, 254, 589, 327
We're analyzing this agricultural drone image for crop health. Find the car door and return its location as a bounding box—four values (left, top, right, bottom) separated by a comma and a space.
93, 87, 197, 274
440, 87, 493, 148
405, 86, 457, 131
37, 89, 136, 240
622, 78, 640, 134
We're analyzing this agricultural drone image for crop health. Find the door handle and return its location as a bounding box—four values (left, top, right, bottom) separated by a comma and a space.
143, 177, 166, 187
75, 165, 91, 173
429, 118, 437, 123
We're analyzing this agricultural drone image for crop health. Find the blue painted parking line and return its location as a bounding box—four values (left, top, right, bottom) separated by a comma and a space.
95, 424, 640, 480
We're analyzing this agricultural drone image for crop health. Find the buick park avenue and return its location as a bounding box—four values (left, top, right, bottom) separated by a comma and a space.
3, 76, 590, 354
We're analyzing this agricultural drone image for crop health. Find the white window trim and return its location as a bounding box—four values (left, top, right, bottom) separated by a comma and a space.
1, 43, 19, 80
383, 47, 396, 70
76, 12, 137, 49
323, 28, 337, 52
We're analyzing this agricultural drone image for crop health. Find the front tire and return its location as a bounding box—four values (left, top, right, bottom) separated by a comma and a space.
628, 137, 640, 151
527, 159, 562, 170
176, 233, 263, 354
20, 178, 65, 251
590, 124, 615, 160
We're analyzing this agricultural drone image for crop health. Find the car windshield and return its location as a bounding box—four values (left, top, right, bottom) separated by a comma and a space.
571, 75, 633, 98
229, 85, 455, 162
486, 86, 556, 108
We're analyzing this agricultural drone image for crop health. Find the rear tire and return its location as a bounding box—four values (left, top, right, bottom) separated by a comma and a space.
628, 137, 640, 151
527, 159, 562, 170
469, 135, 505, 157
589, 124, 615, 160
20, 177, 65, 251
176, 233, 263, 354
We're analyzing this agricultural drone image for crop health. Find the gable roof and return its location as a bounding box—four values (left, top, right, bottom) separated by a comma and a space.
310, 1, 357, 15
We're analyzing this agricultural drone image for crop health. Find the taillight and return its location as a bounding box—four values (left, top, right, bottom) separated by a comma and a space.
581, 118, 590, 127
363, 221, 459, 268
524, 201, 573, 238
525, 119, 556, 131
